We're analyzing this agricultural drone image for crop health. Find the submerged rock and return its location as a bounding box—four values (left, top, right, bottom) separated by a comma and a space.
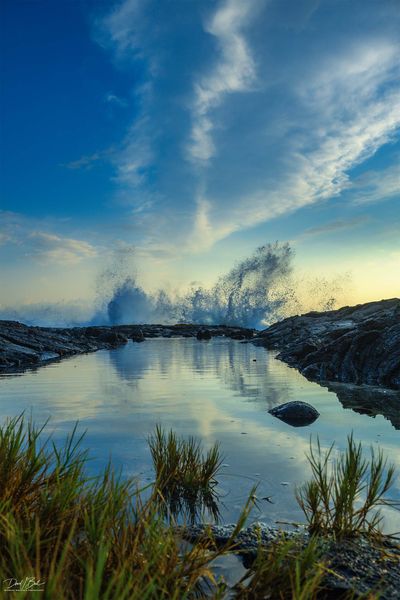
269, 401, 319, 426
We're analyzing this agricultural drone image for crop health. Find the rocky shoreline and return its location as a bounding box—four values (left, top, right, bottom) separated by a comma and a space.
183, 523, 400, 599
1, 299, 399, 390
0, 321, 254, 373
255, 298, 400, 390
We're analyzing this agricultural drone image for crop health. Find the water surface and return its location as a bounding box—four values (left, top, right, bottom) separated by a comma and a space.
0, 338, 398, 530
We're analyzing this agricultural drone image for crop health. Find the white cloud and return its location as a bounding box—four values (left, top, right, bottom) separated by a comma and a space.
349, 162, 400, 205
187, 0, 261, 164
300, 216, 370, 239
28, 232, 98, 264
114, 115, 154, 187
0, 212, 99, 265
105, 93, 128, 107
99, 0, 146, 57
190, 39, 400, 249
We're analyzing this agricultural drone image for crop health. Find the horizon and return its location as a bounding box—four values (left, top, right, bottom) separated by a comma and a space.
1, 0, 399, 320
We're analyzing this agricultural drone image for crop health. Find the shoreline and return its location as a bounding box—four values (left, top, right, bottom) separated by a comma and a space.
0, 321, 255, 374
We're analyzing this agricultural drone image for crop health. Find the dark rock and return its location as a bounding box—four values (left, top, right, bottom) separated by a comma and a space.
130, 328, 145, 342
0, 321, 256, 373
97, 331, 128, 347
182, 523, 400, 599
326, 382, 400, 430
256, 298, 400, 390
269, 401, 320, 426
196, 329, 212, 340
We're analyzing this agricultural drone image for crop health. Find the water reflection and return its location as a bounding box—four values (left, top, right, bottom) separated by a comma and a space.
0, 338, 398, 530
326, 382, 400, 430
155, 486, 221, 525
109, 338, 292, 410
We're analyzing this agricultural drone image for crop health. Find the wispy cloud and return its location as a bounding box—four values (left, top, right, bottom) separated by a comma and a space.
62, 151, 106, 170
105, 92, 128, 107
190, 38, 400, 249
300, 216, 370, 239
93, 1, 400, 260
348, 162, 400, 205
187, 0, 261, 164
0, 211, 98, 265
27, 232, 97, 264
113, 115, 154, 187
97, 0, 148, 59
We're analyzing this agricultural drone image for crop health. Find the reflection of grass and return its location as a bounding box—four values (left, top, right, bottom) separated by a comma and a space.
148, 425, 222, 523
296, 434, 396, 539
0, 416, 397, 598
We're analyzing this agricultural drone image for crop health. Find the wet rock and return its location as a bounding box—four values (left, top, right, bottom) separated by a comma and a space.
182, 523, 400, 599
269, 401, 319, 426
197, 329, 212, 340
257, 298, 400, 390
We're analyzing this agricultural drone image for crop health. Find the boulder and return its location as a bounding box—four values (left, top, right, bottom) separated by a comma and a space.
269, 401, 320, 427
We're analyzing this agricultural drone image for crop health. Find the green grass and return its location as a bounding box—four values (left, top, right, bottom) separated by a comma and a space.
148, 425, 223, 522
296, 434, 396, 539
0, 416, 252, 599
234, 535, 326, 600
0, 416, 397, 599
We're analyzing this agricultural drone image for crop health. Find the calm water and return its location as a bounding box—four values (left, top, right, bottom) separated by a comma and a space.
0, 338, 399, 531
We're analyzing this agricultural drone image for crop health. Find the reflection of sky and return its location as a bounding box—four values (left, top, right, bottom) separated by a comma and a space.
0, 338, 398, 530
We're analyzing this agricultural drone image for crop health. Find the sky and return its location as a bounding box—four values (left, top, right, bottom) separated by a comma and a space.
0, 0, 399, 312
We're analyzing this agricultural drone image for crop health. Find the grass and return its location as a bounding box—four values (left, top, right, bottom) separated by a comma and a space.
234, 535, 326, 600
148, 424, 223, 522
0, 416, 397, 599
296, 434, 396, 539
0, 415, 253, 599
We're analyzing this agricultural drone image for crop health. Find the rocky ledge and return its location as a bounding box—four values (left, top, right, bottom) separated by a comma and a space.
255, 298, 400, 390
0, 321, 255, 373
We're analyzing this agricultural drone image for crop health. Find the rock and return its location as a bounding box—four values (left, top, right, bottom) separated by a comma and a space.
130, 328, 145, 342
182, 523, 400, 599
0, 321, 256, 373
269, 401, 319, 426
256, 298, 400, 390
97, 331, 128, 347
196, 329, 212, 340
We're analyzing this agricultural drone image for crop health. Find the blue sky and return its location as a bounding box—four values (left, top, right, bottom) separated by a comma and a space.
0, 0, 399, 308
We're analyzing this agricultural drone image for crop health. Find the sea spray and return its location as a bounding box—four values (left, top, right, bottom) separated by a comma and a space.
0, 242, 351, 328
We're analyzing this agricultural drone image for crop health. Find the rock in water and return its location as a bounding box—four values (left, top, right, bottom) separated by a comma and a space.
269, 401, 319, 427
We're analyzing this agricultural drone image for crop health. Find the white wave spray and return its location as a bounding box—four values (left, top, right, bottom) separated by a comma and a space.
0, 242, 351, 328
